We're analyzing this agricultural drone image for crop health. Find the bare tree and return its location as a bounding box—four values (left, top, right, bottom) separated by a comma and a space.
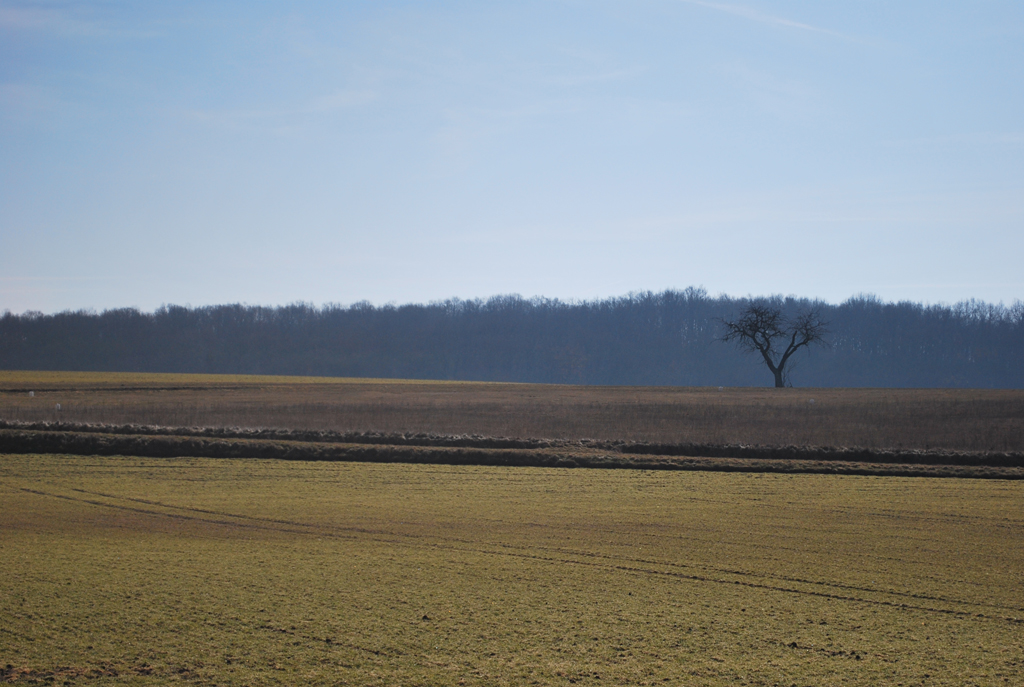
720, 304, 829, 387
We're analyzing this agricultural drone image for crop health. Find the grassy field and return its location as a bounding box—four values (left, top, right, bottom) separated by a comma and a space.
2, 453, 1023, 685
1, 371, 1022, 451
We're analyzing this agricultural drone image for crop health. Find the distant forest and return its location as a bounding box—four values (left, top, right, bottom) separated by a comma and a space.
2, 289, 1022, 388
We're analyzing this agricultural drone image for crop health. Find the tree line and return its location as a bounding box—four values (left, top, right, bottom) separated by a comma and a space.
2, 288, 1022, 388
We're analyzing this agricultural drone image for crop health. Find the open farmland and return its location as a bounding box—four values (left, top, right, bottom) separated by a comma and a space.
1, 371, 1022, 451
2, 371, 1023, 684
2, 454, 1022, 685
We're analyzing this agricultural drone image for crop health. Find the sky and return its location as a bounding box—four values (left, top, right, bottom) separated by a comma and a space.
2, 1, 1023, 314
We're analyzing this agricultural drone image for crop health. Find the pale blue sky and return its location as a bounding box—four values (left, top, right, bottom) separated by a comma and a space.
2, 1, 1022, 313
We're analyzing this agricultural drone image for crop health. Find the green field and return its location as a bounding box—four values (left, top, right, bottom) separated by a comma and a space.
3, 453, 1022, 685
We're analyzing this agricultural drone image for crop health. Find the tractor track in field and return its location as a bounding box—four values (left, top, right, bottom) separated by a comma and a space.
75, 488, 1020, 605
18, 485, 1024, 626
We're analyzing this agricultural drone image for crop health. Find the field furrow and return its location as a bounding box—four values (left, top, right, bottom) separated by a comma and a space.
3, 454, 1022, 685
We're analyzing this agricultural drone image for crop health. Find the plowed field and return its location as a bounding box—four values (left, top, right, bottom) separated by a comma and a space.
2, 371, 1022, 451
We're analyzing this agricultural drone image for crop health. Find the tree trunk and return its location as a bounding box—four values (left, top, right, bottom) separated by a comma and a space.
773, 368, 785, 388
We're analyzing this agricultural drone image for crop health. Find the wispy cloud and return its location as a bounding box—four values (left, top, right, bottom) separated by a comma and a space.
892, 131, 1024, 147
677, 0, 840, 36
305, 90, 379, 113
545, 67, 644, 88
430, 99, 580, 157
0, 2, 156, 38
0, 4, 99, 35
0, 83, 51, 111
0, 82, 95, 123
183, 90, 378, 133
723, 61, 822, 121
0, 276, 116, 282
0, 5, 55, 29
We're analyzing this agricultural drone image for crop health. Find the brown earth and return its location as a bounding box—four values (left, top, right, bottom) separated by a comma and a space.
1, 371, 1022, 453
2, 422, 1021, 479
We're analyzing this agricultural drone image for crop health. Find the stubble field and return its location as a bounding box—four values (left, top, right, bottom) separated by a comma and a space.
3, 454, 1023, 685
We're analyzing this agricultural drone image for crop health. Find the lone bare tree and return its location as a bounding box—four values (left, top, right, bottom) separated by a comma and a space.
720, 303, 829, 387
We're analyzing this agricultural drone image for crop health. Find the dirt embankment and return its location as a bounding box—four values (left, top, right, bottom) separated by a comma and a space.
1, 421, 1022, 479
